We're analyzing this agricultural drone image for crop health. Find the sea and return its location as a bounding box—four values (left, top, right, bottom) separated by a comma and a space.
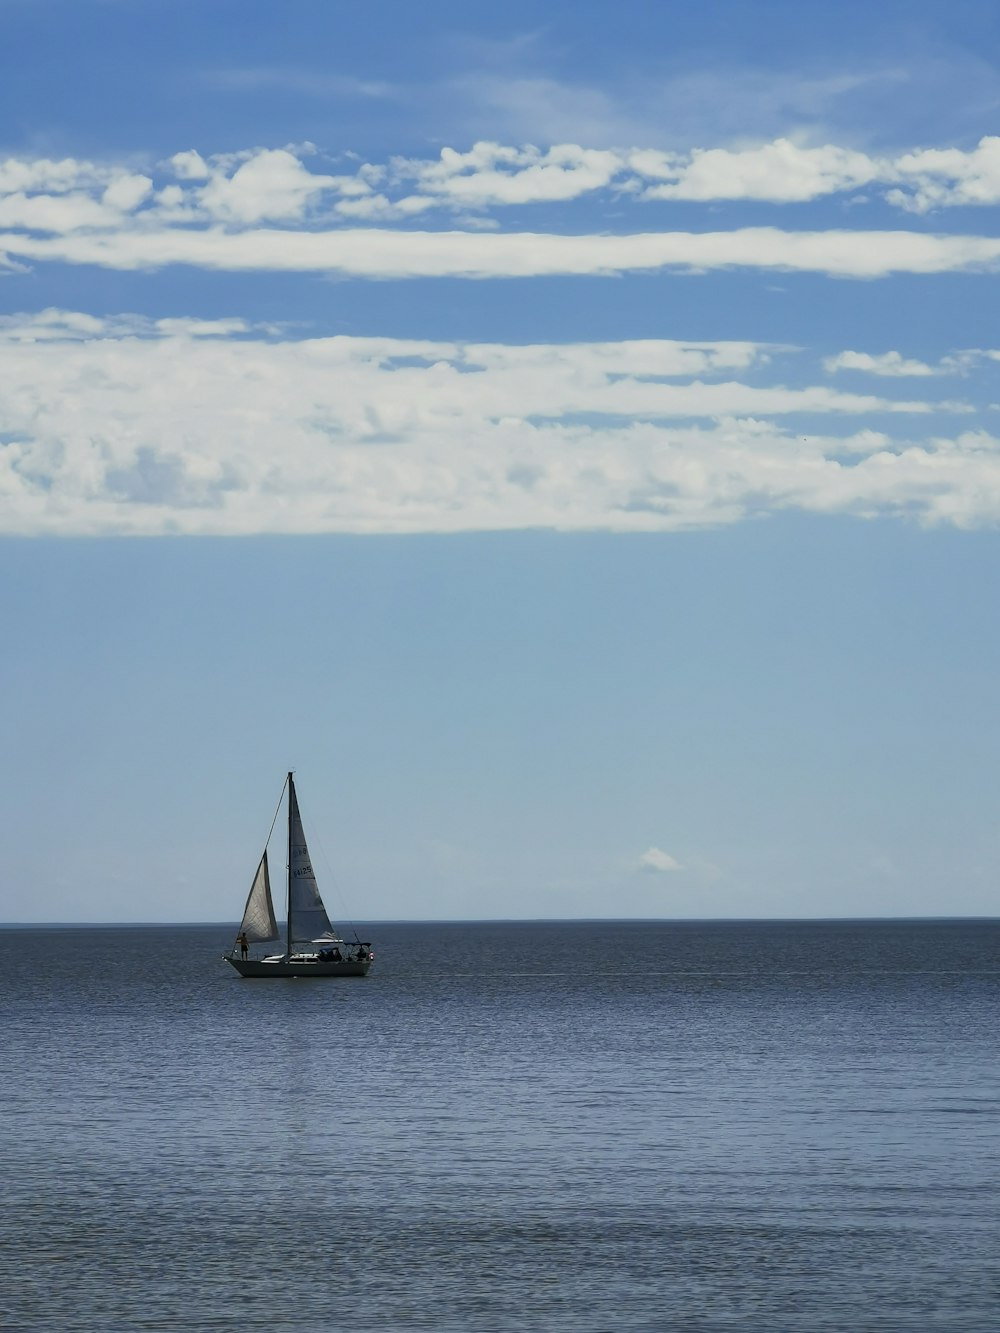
1, 919, 998, 1333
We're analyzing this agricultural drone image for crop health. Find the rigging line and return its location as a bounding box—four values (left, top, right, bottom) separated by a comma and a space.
262, 773, 289, 858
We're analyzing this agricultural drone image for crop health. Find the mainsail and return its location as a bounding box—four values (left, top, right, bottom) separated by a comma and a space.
237, 851, 279, 944
287, 776, 336, 943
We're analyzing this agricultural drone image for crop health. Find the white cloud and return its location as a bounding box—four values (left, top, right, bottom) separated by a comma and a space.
825, 350, 940, 377
638, 847, 683, 873
163, 147, 378, 223
392, 141, 623, 207
0, 161, 156, 233
374, 135, 1000, 212
0, 191, 123, 233
2, 138, 1000, 253
5, 222, 1000, 279
193, 148, 348, 223
169, 150, 211, 181
0, 156, 106, 194
333, 192, 436, 221
887, 136, 1000, 212
0, 308, 118, 340
2, 139, 1000, 272
636, 139, 878, 203
0, 318, 995, 538
0, 309, 256, 342
102, 173, 153, 213
153, 317, 253, 338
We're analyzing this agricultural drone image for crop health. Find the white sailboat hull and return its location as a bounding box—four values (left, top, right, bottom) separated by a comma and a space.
226, 953, 371, 978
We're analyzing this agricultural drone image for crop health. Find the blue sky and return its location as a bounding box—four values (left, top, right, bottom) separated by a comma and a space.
2, 0, 1000, 922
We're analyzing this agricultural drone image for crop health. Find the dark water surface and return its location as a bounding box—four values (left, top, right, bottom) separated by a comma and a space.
2, 920, 999, 1332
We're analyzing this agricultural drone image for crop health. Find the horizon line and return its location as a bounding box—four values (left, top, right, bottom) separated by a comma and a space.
4, 915, 999, 929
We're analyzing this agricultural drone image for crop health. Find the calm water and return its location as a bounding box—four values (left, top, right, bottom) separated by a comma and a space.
2, 920, 999, 1332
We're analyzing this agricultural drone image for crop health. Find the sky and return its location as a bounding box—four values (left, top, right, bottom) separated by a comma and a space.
2, 0, 1000, 923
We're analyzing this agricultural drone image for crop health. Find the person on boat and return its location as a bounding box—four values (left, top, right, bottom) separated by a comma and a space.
332, 947, 342, 961
238, 932, 249, 960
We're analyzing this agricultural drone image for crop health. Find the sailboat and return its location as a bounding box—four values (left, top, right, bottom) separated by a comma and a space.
224, 772, 374, 978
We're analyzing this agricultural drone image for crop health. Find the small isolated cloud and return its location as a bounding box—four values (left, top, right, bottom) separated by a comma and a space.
638, 846, 682, 873
868, 855, 899, 879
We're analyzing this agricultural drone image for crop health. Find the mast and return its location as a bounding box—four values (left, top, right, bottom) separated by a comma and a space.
286, 770, 293, 960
